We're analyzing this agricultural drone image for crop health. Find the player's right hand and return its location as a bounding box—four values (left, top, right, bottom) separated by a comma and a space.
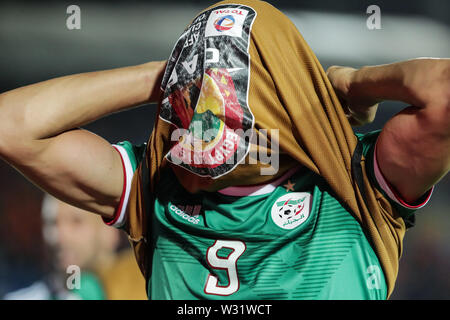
326, 65, 379, 127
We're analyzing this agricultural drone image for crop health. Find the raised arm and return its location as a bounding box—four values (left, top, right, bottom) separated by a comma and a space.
0, 61, 166, 219
327, 58, 450, 203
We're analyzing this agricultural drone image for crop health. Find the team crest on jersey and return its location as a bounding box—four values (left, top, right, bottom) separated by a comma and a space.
159, 4, 256, 179
271, 193, 311, 230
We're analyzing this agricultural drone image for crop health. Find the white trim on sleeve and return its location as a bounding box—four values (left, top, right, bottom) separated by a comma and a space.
102, 144, 134, 228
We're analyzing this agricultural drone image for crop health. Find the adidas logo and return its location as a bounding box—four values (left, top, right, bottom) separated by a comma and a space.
169, 204, 201, 225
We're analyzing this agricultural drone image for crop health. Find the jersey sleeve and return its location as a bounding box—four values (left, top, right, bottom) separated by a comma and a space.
102, 141, 146, 229
356, 130, 434, 219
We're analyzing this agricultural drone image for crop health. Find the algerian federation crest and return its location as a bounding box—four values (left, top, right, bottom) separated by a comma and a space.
271, 193, 311, 230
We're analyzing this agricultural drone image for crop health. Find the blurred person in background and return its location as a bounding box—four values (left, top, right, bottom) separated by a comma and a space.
4, 194, 146, 300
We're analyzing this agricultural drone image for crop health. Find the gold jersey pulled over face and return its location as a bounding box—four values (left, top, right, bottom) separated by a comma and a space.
134, 0, 412, 298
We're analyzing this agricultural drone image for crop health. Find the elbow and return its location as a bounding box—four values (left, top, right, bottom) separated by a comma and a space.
0, 95, 29, 162
429, 92, 450, 138
435, 61, 450, 111
405, 58, 450, 110
430, 60, 450, 107
0, 125, 16, 162
0, 131, 39, 166
422, 60, 450, 136
0, 92, 48, 166
0, 96, 8, 158
442, 104, 450, 139
421, 102, 450, 141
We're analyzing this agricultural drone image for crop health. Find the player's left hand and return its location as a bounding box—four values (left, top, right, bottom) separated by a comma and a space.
326, 66, 379, 127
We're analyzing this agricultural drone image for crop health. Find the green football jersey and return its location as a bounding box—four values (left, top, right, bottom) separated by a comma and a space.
109, 131, 431, 300
71, 271, 106, 300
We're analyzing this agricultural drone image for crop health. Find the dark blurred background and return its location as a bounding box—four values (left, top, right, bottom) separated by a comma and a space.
0, 0, 449, 299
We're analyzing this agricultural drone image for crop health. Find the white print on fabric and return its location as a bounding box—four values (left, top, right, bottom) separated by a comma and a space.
159, 4, 258, 179
205, 8, 250, 38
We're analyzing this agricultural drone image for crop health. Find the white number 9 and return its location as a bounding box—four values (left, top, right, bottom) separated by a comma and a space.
204, 240, 246, 296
